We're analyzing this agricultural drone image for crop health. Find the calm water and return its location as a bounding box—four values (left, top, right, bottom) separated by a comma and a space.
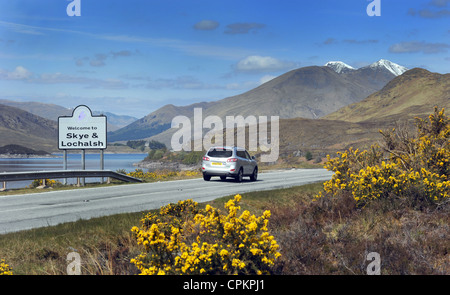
0, 153, 147, 189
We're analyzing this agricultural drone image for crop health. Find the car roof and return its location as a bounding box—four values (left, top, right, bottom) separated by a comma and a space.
208, 146, 245, 151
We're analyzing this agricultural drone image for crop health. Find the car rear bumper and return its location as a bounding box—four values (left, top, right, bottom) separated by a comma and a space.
202, 166, 238, 177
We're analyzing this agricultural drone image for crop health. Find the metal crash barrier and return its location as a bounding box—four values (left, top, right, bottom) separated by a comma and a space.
0, 170, 142, 191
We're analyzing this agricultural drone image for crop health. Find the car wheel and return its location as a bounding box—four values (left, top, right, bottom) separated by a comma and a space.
203, 174, 211, 181
235, 168, 243, 183
250, 167, 258, 181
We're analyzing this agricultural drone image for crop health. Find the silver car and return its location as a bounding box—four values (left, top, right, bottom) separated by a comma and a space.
202, 146, 258, 182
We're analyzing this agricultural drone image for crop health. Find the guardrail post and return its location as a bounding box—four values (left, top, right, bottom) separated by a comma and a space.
1, 181, 6, 191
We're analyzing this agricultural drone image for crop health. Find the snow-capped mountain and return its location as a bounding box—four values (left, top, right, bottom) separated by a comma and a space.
325, 59, 408, 76
363, 59, 408, 76
324, 61, 356, 74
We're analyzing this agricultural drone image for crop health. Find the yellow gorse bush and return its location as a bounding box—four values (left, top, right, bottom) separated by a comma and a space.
0, 260, 13, 275
29, 178, 59, 188
126, 169, 200, 180
317, 107, 449, 207
130, 195, 281, 275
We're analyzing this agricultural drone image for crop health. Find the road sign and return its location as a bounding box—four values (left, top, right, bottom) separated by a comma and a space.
58, 105, 107, 150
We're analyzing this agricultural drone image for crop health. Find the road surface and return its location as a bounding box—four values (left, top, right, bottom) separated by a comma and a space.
0, 168, 332, 234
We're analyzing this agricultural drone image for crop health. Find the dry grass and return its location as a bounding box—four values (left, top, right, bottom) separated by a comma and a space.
270, 193, 449, 275
0, 212, 143, 275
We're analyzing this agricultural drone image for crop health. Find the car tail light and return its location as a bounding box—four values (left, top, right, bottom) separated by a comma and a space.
227, 158, 238, 162
203, 156, 210, 161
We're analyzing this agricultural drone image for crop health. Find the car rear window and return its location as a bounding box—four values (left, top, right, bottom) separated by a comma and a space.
236, 151, 247, 158
207, 148, 233, 158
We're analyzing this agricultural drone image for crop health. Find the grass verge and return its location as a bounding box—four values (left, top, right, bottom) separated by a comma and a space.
0, 170, 202, 197
0, 182, 448, 275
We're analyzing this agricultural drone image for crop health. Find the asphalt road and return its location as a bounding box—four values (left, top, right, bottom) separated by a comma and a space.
0, 168, 332, 234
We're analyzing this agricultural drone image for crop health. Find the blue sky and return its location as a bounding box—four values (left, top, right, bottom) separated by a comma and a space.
0, 0, 449, 118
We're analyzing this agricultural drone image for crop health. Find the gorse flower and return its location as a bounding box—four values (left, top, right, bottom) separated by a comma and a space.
130, 195, 281, 275
126, 169, 200, 181
316, 107, 449, 207
29, 178, 59, 188
0, 260, 13, 275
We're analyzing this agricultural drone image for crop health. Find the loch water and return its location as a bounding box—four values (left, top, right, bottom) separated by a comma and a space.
0, 153, 147, 189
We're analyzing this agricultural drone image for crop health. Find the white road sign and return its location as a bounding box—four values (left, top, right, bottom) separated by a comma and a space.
58, 105, 107, 150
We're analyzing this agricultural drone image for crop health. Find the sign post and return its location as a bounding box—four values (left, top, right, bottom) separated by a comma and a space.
81, 149, 85, 186
58, 105, 107, 186
63, 150, 67, 185
100, 149, 104, 183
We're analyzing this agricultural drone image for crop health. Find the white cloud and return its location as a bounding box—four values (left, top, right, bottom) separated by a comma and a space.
430, 0, 450, 7
76, 51, 136, 67
0, 66, 128, 89
225, 81, 258, 90
235, 56, 297, 73
0, 20, 81, 36
193, 20, 220, 31
0, 20, 251, 61
0, 66, 33, 80
259, 75, 277, 85
389, 41, 450, 54
133, 75, 223, 90
224, 23, 266, 35
89, 53, 108, 67
225, 76, 277, 90
34, 73, 127, 89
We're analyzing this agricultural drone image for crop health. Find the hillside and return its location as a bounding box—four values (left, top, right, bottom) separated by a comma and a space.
109, 60, 404, 142
93, 111, 138, 131
108, 102, 210, 142
0, 104, 57, 152
0, 144, 50, 156
277, 118, 386, 157
146, 113, 397, 166
201, 65, 385, 119
149, 67, 446, 159
324, 68, 450, 123
0, 100, 70, 121
0, 99, 137, 131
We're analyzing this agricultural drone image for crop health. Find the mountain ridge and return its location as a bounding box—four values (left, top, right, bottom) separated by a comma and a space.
324, 61, 355, 73
0, 103, 57, 152
325, 59, 408, 76
109, 60, 405, 142
324, 68, 450, 123
0, 99, 138, 131
0, 64, 446, 159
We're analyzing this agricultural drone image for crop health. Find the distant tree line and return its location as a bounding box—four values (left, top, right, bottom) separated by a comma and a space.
126, 140, 146, 151
148, 140, 166, 150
